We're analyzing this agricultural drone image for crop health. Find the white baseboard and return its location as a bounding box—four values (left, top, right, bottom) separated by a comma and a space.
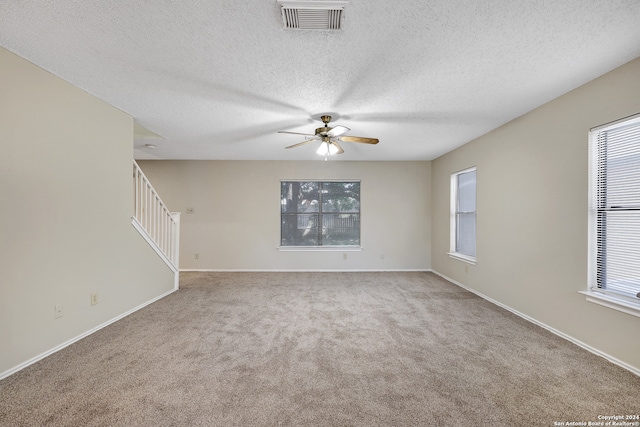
180, 268, 430, 272
431, 270, 640, 377
7, 270, 635, 380
0, 288, 177, 381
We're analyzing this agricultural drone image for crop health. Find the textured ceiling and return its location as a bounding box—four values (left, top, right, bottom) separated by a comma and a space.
1, 1, 640, 161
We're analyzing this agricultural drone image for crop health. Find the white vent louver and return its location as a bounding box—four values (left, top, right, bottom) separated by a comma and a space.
278, 1, 348, 30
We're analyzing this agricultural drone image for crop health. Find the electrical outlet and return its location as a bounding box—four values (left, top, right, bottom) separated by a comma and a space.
343, 253, 348, 260
54, 304, 63, 319
380, 254, 385, 259
195, 253, 200, 259
91, 293, 98, 306
186, 207, 195, 214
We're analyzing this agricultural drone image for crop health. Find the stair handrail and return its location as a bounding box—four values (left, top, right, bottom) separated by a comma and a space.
132, 161, 180, 269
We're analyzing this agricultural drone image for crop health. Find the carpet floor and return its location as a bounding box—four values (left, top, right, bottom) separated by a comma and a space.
1, 272, 638, 426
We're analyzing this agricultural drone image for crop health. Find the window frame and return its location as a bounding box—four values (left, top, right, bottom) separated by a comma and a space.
584, 113, 640, 317
449, 166, 477, 264
279, 180, 362, 250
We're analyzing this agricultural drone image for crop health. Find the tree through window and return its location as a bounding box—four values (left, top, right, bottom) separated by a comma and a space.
280, 181, 360, 247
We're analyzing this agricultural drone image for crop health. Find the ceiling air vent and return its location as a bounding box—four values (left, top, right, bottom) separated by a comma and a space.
277, 1, 348, 30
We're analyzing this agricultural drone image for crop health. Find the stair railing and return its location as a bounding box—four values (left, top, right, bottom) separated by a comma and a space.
132, 161, 180, 271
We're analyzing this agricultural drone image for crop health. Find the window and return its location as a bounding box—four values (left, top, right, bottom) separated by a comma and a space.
586, 114, 640, 316
450, 167, 476, 263
280, 181, 360, 247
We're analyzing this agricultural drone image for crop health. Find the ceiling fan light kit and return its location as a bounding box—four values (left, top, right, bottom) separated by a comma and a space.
277, 0, 348, 30
278, 114, 379, 159
316, 140, 339, 156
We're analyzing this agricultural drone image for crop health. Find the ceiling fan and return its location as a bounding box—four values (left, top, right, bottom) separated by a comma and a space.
278, 115, 379, 158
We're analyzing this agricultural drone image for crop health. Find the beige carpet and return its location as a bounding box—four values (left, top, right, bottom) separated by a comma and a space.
1, 272, 638, 426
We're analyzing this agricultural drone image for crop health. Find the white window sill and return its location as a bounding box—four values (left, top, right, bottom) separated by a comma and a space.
448, 252, 477, 265
278, 246, 362, 252
579, 290, 640, 318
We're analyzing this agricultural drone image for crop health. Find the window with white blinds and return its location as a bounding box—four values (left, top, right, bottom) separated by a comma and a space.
450, 167, 476, 263
588, 113, 640, 313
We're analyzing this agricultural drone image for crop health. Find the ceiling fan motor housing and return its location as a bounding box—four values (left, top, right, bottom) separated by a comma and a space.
316, 115, 333, 135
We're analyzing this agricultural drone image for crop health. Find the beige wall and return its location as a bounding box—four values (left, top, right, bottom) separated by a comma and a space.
0, 47, 176, 377
138, 160, 431, 271
2, 40, 637, 377
431, 58, 640, 372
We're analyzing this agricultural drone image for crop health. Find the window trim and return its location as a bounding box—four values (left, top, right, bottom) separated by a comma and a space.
586, 112, 640, 317
579, 290, 640, 318
277, 246, 363, 252
279, 179, 362, 250
449, 166, 477, 264
448, 251, 477, 265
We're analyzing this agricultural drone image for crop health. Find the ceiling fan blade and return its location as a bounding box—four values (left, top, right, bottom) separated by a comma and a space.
331, 140, 345, 154
339, 135, 379, 144
327, 125, 350, 138
285, 140, 315, 149
278, 130, 317, 137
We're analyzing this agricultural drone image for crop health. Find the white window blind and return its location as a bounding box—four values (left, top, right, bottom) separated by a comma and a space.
450, 167, 476, 261
589, 114, 640, 304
